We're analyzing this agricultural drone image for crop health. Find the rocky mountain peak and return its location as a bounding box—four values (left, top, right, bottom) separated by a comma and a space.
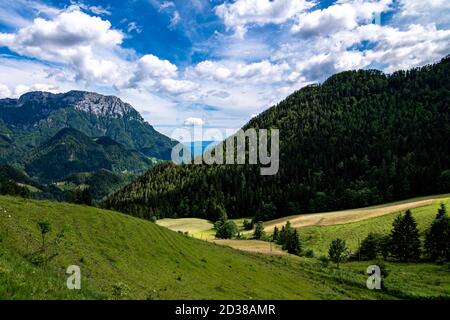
12, 90, 143, 120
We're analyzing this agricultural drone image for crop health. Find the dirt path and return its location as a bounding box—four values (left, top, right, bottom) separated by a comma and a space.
210, 239, 286, 256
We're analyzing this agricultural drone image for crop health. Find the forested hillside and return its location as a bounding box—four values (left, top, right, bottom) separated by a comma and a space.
104, 56, 450, 221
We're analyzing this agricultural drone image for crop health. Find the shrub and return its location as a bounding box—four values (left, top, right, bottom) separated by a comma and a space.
318, 255, 329, 268
305, 249, 314, 258
253, 221, 265, 239
215, 220, 238, 239
242, 219, 254, 230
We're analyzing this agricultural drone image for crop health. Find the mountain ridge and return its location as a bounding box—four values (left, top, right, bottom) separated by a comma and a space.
103, 56, 450, 221
0, 90, 177, 161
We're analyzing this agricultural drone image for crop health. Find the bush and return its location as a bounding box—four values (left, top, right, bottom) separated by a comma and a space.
215, 220, 238, 239
318, 255, 329, 268
253, 221, 265, 239
242, 219, 254, 230
305, 249, 314, 258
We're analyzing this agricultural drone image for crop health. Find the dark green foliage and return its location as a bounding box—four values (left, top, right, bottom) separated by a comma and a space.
438, 170, 450, 193
0, 179, 30, 198
253, 221, 265, 239
61, 169, 136, 201
424, 204, 450, 261
24, 128, 153, 182
37, 221, 51, 248
68, 188, 93, 206
206, 201, 227, 222
305, 249, 314, 258
328, 238, 348, 268
284, 229, 301, 255
276, 222, 302, 255
318, 255, 330, 268
378, 235, 391, 261
272, 226, 279, 242
243, 219, 254, 230
390, 210, 421, 262
104, 57, 450, 221
359, 232, 381, 260
214, 219, 238, 239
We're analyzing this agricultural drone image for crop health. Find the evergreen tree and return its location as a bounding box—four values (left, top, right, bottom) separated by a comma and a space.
390, 210, 421, 262
359, 233, 380, 260
424, 204, 450, 261
272, 226, 279, 242
253, 221, 265, 239
284, 229, 301, 255
378, 235, 391, 261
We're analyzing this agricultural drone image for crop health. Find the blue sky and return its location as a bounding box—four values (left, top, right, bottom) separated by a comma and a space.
0, 0, 449, 140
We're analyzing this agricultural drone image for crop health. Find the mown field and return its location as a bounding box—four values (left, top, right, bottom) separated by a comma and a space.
0, 195, 396, 300
263, 194, 450, 232
299, 197, 450, 256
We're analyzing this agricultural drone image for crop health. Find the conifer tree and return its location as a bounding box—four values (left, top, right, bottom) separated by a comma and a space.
390, 210, 421, 262
424, 204, 450, 261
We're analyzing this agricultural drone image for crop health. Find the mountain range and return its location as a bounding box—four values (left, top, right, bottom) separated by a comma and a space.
0, 90, 176, 200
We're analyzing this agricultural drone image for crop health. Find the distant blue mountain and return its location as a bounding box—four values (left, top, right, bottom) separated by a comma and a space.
182, 141, 220, 158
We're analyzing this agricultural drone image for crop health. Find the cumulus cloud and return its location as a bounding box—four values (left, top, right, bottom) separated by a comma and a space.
291, 0, 393, 37
191, 60, 289, 84
215, 0, 315, 38
159, 79, 199, 95
0, 7, 124, 83
396, 0, 450, 26
0, 84, 11, 98
184, 117, 205, 126
126, 54, 178, 88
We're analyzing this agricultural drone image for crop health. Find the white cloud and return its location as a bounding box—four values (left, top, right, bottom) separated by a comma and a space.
184, 117, 205, 126
291, 0, 393, 36
194, 60, 232, 81
169, 11, 181, 29
396, 0, 450, 26
127, 22, 143, 34
215, 0, 315, 38
159, 78, 199, 95
0, 84, 11, 98
126, 54, 178, 88
191, 60, 289, 84
0, 7, 125, 83
12, 83, 60, 97
159, 1, 175, 11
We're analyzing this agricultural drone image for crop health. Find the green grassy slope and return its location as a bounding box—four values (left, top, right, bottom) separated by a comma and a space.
299, 197, 450, 256
0, 195, 394, 300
